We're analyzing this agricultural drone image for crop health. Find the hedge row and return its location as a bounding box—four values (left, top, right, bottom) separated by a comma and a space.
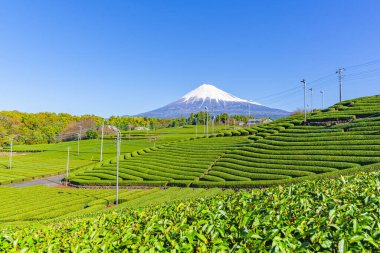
118, 165, 196, 181
231, 149, 380, 163
101, 167, 170, 181
282, 128, 343, 133
208, 166, 294, 180
258, 138, 380, 146
213, 162, 316, 177
217, 157, 338, 173
307, 115, 355, 122
275, 131, 346, 137
192, 162, 380, 188
89, 169, 143, 180
248, 136, 263, 141
250, 142, 380, 151
223, 153, 357, 169
122, 160, 205, 174
207, 170, 250, 181
266, 134, 380, 142
239, 146, 380, 157
118, 164, 202, 179
70, 179, 168, 187
200, 174, 226, 182
124, 157, 208, 169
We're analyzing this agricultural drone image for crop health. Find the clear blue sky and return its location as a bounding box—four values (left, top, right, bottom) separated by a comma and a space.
1, 1, 380, 117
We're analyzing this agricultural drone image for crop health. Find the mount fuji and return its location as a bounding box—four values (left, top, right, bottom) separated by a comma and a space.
135, 84, 289, 118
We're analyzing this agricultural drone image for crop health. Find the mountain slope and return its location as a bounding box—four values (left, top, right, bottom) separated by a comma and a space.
135, 84, 289, 118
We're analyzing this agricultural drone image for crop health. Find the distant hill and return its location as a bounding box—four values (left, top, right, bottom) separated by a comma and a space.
135, 84, 289, 118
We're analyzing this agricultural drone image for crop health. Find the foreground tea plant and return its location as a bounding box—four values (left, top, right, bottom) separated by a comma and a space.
1, 171, 379, 252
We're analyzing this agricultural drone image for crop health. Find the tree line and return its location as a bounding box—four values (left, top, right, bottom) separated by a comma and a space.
0, 111, 255, 146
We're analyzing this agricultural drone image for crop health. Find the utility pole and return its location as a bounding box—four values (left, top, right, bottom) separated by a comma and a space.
77, 126, 82, 157
77, 133, 80, 156
211, 107, 214, 135
115, 130, 121, 205
9, 137, 13, 169
300, 79, 307, 122
195, 117, 198, 138
205, 107, 209, 137
336, 68, 345, 102
320, 90, 324, 109
309, 88, 313, 112
212, 115, 214, 135
128, 123, 131, 140
66, 147, 70, 186
100, 122, 104, 162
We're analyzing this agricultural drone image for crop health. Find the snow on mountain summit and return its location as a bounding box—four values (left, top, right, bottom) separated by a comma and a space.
182, 84, 260, 105
134, 83, 290, 118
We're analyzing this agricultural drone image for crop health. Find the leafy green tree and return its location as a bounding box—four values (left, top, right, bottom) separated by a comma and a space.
86, 129, 99, 139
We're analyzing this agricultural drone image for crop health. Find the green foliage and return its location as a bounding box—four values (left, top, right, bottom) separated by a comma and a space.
86, 129, 98, 139
66, 94, 380, 188
0, 186, 223, 227
2, 94, 380, 188
70, 137, 249, 186
1, 172, 379, 251
0, 111, 104, 145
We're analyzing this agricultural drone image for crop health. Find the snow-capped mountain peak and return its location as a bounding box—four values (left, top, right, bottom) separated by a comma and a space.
182, 84, 260, 105
134, 83, 289, 118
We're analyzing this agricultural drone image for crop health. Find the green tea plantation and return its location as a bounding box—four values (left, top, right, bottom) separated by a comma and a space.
1, 94, 380, 252
1, 171, 379, 252
70, 95, 380, 188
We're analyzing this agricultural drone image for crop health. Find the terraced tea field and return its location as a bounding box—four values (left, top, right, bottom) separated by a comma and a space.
308, 94, 380, 122
70, 95, 380, 188
0, 185, 225, 227
198, 118, 380, 187
0, 139, 147, 185
0, 126, 225, 185
71, 137, 250, 186
0, 94, 380, 252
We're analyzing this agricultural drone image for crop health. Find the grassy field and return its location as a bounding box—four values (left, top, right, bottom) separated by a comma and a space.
1, 171, 379, 251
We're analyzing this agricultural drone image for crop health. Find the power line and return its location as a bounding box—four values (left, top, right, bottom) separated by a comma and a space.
344, 74, 380, 82
258, 88, 303, 104
250, 60, 379, 107
345, 68, 380, 79
345, 60, 380, 70
309, 72, 336, 84
252, 86, 300, 101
